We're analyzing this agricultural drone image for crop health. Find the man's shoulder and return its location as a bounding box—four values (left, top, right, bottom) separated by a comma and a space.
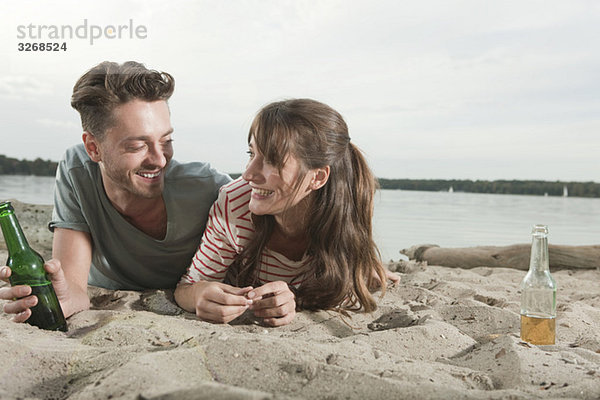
62, 143, 90, 163
60, 143, 93, 170
164, 160, 232, 208
166, 159, 230, 184
56, 144, 99, 184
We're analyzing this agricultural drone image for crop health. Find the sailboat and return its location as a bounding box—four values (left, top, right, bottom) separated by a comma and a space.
448, 186, 454, 193
563, 185, 568, 197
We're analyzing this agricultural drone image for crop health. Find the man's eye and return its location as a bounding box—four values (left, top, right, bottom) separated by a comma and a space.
127, 144, 145, 152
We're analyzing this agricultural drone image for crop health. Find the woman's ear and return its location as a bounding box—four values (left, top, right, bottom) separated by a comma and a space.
310, 166, 330, 190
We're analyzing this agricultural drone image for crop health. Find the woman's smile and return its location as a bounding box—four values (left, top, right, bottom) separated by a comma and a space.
251, 187, 275, 198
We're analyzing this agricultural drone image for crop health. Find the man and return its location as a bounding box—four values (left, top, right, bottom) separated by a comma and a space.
0, 61, 233, 321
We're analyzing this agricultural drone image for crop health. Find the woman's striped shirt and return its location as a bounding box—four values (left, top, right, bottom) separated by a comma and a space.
180, 178, 309, 287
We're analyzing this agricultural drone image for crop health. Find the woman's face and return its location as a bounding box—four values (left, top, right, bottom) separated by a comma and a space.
241, 137, 314, 217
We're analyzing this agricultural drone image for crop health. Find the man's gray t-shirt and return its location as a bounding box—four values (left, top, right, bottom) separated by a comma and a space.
49, 144, 231, 290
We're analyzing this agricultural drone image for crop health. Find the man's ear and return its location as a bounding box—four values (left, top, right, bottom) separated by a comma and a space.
82, 132, 102, 162
310, 166, 330, 190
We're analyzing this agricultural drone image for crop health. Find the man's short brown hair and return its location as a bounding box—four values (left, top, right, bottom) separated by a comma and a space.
71, 61, 174, 140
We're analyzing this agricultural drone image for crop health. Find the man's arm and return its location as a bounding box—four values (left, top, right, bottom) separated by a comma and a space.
50, 227, 92, 318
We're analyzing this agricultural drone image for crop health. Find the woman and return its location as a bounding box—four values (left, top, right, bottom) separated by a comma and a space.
174, 98, 399, 326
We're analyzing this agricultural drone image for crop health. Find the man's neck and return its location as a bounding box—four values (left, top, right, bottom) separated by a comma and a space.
104, 186, 168, 240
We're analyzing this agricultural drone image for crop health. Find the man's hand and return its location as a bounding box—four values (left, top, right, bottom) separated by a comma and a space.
0, 259, 76, 322
175, 281, 253, 324
0, 265, 35, 323
247, 281, 296, 327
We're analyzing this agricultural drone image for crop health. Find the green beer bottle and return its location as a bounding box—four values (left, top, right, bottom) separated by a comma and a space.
0, 201, 67, 331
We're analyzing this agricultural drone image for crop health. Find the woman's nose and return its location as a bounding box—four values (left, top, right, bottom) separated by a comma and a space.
242, 157, 261, 182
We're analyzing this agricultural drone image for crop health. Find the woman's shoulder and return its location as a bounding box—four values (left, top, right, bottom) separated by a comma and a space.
220, 177, 250, 195
216, 177, 252, 219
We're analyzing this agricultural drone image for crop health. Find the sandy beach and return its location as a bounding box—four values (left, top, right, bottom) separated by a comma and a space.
1, 200, 599, 399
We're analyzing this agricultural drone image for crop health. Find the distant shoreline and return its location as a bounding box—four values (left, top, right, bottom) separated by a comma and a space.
1, 156, 598, 198
377, 178, 600, 198
232, 173, 600, 198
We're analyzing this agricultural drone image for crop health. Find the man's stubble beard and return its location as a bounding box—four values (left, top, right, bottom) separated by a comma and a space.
100, 160, 166, 200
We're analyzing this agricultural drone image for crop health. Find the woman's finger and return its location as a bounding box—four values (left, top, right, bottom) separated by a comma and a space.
247, 281, 288, 300
196, 301, 249, 323
386, 270, 401, 284
253, 301, 294, 318
251, 289, 294, 310
263, 309, 296, 327
206, 286, 253, 307
221, 284, 254, 296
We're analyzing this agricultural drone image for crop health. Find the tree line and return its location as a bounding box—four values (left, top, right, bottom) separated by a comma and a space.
0, 155, 57, 176
378, 178, 600, 198
1, 155, 598, 198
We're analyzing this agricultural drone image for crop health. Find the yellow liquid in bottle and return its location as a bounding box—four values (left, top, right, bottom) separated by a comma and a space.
520, 314, 555, 345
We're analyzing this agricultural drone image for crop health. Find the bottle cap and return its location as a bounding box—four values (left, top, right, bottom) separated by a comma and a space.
531, 224, 548, 236
0, 201, 14, 215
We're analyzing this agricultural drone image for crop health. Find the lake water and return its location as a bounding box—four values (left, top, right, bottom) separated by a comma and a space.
372, 189, 600, 261
0, 175, 56, 205
1, 175, 599, 261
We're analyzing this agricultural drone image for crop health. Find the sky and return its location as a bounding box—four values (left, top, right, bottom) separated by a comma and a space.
1, 0, 599, 181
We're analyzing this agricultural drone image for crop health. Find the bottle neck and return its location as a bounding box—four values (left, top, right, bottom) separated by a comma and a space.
529, 234, 549, 272
0, 208, 30, 254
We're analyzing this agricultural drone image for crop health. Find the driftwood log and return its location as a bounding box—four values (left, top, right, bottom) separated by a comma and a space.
401, 244, 600, 270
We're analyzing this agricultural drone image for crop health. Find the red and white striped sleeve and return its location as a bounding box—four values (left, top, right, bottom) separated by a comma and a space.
179, 187, 241, 284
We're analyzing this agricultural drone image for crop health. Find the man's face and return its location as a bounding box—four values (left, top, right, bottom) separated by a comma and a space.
95, 99, 174, 201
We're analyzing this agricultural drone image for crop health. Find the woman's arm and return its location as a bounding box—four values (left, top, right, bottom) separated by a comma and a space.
176, 184, 253, 323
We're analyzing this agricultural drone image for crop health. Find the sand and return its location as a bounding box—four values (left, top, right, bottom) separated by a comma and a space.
1, 200, 599, 400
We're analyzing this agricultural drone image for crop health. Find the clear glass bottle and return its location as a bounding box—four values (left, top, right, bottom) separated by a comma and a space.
520, 225, 556, 345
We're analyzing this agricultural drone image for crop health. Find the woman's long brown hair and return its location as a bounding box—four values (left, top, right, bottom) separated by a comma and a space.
229, 99, 386, 313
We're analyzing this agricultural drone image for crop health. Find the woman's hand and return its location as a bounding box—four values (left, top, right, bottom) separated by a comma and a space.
175, 281, 253, 324
368, 268, 401, 291
385, 269, 401, 285
247, 281, 296, 326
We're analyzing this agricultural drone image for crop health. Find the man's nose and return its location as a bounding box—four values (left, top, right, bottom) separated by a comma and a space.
146, 143, 167, 168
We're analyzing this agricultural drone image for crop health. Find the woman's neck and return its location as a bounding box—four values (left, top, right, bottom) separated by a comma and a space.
269, 196, 311, 260
268, 223, 308, 261
273, 196, 311, 238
